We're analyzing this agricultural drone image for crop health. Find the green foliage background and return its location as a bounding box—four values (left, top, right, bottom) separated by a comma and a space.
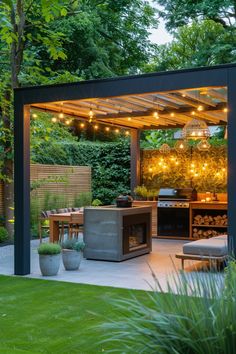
142, 146, 227, 192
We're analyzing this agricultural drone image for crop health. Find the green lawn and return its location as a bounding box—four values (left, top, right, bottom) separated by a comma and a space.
0, 275, 148, 354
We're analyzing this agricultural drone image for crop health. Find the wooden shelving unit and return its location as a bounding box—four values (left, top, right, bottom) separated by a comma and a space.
190, 202, 228, 240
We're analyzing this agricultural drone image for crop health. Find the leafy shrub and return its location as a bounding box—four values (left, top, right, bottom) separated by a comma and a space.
100, 261, 236, 354
61, 238, 85, 252
0, 226, 8, 243
91, 199, 103, 206
38, 243, 61, 255
73, 192, 92, 207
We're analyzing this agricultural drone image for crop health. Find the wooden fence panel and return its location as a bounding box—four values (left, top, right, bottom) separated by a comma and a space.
0, 164, 91, 215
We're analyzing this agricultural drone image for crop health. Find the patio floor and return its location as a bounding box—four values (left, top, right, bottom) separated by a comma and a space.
0, 238, 224, 291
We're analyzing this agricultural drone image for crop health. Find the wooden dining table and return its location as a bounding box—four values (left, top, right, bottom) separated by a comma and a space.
49, 212, 84, 242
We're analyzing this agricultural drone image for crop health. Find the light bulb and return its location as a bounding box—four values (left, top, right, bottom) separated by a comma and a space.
222, 168, 226, 172
153, 111, 159, 119
65, 120, 70, 125
197, 105, 203, 111
191, 163, 195, 168
175, 161, 179, 165
105, 127, 110, 132
58, 112, 64, 119
94, 125, 98, 130
179, 143, 184, 149
191, 111, 195, 115
80, 123, 85, 128
125, 130, 129, 135
115, 129, 119, 133
182, 94, 186, 97
32, 113, 38, 118
51, 117, 57, 123
149, 168, 153, 172
170, 112, 175, 117
223, 108, 228, 113
127, 117, 131, 121
191, 131, 196, 136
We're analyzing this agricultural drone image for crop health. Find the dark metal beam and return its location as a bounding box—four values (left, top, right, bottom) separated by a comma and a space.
130, 130, 141, 193
14, 102, 31, 275
227, 67, 236, 256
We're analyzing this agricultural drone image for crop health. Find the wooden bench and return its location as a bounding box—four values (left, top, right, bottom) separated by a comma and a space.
176, 253, 228, 270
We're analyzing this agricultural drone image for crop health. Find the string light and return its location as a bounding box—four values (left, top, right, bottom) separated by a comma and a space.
89, 108, 94, 123
94, 125, 98, 130
115, 128, 120, 133
197, 105, 204, 111
223, 107, 228, 113
125, 130, 130, 135
153, 111, 159, 119
182, 94, 186, 97
58, 112, 64, 119
32, 113, 38, 118
51, 117, 57, 123
65, 120, 70, 125
80, 123, 85, 128
191, 111, 195, 115
149, 167, 153, 172
127, 117, 131, 121
105, 127, 110, 132
170, 112, 175, 117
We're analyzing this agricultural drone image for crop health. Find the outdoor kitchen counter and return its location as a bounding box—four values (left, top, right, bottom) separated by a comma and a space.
84, 205, 152, 261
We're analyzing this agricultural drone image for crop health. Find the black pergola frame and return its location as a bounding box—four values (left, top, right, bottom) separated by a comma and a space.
14, 63, 236, 275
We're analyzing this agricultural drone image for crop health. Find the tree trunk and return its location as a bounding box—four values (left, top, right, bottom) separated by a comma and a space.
3, 162, 14, 239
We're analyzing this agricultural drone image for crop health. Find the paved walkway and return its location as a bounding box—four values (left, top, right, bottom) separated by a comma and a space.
0, 238, 224, 291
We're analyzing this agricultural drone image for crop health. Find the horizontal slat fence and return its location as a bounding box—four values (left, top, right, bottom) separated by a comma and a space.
0, 164, 91, 216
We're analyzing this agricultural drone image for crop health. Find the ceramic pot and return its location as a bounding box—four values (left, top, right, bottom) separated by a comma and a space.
39, 254, 61, 276
62, 249, 82, 270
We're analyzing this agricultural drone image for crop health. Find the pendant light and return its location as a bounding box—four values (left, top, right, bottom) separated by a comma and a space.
182, 118, 210, 140
174, 139, 188, 153
197, 139, 211, 151
159, 143, 171, 154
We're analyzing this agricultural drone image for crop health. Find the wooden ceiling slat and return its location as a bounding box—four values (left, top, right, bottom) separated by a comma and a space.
179, 91, 217, 106
65, 100, 120, 114
148, 94, 181, 109
207, 89, 227, 102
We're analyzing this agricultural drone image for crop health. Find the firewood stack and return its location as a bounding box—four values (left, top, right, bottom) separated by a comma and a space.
192, 228, 224, 239
194, 214, 228, 226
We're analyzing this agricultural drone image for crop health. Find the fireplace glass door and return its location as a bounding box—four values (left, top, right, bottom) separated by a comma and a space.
123, 213, 151, 254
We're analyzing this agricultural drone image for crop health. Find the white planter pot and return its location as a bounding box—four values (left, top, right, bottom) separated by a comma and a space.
39, 254, 61, 276
62, 249, 82, 270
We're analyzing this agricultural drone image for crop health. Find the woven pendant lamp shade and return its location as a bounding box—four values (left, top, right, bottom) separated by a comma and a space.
182, 118, 210, 140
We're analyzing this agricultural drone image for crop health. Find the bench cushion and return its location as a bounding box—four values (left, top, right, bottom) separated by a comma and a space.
183, 235, 228, 257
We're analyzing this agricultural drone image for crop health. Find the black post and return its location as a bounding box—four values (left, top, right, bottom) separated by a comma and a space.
130, 129, 141, 194
14, 100, 31, 275
227, 67, 236, 256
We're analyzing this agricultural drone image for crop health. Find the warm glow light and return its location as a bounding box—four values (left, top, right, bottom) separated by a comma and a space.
163, 165, 167, 169
191, 131, 196, 136
194, 173, 199, 177
216, 172, 220, 176
170, 157, 175, 161
80, 123, 85, 128
191, 111, 195, 115
170, 112, 175, 117
182, 94, 186, 97
128, 117, 131, 121
191, 163, 195, 167
179, 143, 184, 149
94, 125, 98, 130
175, 161, 179, 165
190, 169, 194, 173
149, 168, 153, 172
32, 113, 38, 118
222, 168, 226, 172
65, 120, 70, 125
197, 105, 204, 111
51, 117, 57, 123
125, 130, 130, 135
105, 127, 110, 132
223, 107, 228, 113
115, 128, 120, 133
153, 111, 159, 119
58, 112, 64, 119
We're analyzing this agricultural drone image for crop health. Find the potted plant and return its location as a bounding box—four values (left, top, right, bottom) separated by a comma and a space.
37, 242, 61, 276
61, 238, 85, 270
133, 185, 148, 200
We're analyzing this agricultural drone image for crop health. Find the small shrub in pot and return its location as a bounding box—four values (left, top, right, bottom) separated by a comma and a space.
61, 238, 85, 271
0, 227, 8, 243
37, 243, 61, 276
